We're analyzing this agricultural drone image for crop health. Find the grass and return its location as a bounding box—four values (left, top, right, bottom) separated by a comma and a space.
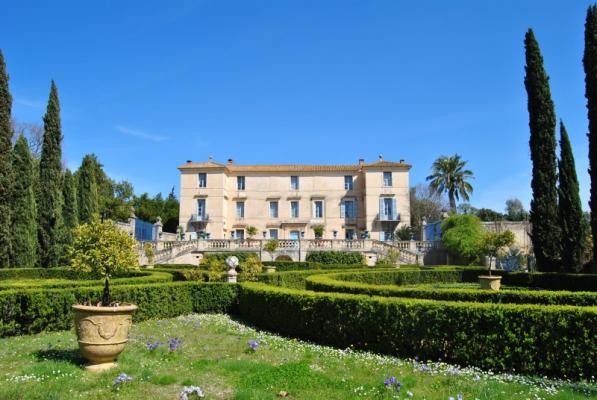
0, 314, 594, 400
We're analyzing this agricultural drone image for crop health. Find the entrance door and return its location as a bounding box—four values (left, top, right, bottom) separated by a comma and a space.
289, 230, 300, 240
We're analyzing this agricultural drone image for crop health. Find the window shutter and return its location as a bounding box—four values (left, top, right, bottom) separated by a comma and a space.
392, 198, 397, 219
340, 201, 345, 218
354, 199, 358, 218
379, 198, 384, 219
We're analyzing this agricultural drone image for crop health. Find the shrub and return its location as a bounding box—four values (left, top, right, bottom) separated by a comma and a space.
306, 251, 364, 265
395, 225, 413, 241
441, 214, 484, 264
375, 248, 400, 267
0, 282, 238, 337
201, 252, 258, 265
275, 255, 292, 262
263, 239, 279, 260
207, 257, 224, 282
69, 217, 139, 277
238, 282, 597, 378
143, 242, 155, 265
238, 253, 263, 281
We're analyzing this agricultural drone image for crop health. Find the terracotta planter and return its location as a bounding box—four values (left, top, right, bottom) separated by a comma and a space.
478, 275, 502, 291
72, 304, 137, 372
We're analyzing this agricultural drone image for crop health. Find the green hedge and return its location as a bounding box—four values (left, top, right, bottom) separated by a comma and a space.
201, 252, 258, 264
0, 269, 174, 290
262, 261, 369, 271
305, 273, 597, 306
238, 282, 597, 378
329, 267, 597, 292
305, 251, 364, 264
0, 282, 238, 337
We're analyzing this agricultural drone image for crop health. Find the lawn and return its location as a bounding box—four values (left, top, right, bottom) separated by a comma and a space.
0, 314, 594, 400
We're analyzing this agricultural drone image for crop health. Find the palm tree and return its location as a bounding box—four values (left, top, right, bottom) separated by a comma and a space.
426, 154, 474, 213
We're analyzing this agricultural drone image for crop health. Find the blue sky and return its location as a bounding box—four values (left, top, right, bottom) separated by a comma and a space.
1, 1, 593, 212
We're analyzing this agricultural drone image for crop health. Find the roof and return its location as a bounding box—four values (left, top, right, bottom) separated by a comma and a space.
178, 158, 412, 173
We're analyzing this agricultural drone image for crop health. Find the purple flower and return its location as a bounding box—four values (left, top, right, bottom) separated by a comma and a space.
383, 376, 401, 392
146, 341, 160, 351
248, 340, 259, 352
168, 337, 182, 352
113, 372, 133, 387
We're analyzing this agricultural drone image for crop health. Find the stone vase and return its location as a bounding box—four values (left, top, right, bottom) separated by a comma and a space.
72, 304, 137, 372
478, 275, 502, 291
265, 266, 277, 274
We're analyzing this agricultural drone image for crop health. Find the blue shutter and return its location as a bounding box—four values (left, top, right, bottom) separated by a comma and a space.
353, 200, 357, 218
340, 201, 346, 218
392, 198, 397, 220
379, 198, 385, 220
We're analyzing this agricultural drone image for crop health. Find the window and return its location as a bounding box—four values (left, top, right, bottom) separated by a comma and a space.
198, 173, 207, 188
290, 175, 299, 190
344, 175, 353, 190
236, 201, 245, 218
269, 201, 279, 218
341, 199, 357, 218
197, 199, 206, 219
345, 229, 355, 240
290, 201, 299, 218
290, 230, 300, 240
380, 197, 397, 220
313, 200, 324, 219
383, 171, 392, 187
269, 229, 278, 239
237, 176, 245, 190
233, 229, 245, 240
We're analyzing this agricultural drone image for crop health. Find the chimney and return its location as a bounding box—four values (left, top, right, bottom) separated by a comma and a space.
358, 158, 364, 166
399, 159, 405, 163
208, 155, 213, 162
378, 154, 383, 161
227, 158, 234, 165
186, 160, 192, 163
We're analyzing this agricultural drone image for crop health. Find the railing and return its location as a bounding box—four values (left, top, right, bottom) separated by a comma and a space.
377, 213, 401, 222
138, 238, 443, 264
190, 213, 210, 223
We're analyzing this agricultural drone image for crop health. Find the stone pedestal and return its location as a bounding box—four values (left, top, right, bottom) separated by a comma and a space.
478, 275, 502, 291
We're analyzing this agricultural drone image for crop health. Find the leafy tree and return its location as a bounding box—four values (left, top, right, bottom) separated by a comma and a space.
132, 190, 179, 233
0, 50, 13, 266
505, 198, 529, 221
426, 154, 474, 212
161, 187, 179, 232
69, 217, 139, 305
481, 230, 515, 275
475, 208, 504, 222
62, 169, 78, 246
38, 81, 65, 267
558, 121, 586, 272
441, 214, 484, 264
409, 184, 447, 238
395, 225, 413, 240
584, 5, 597, 272
263, 239, 279, 260
246, 225, 258, 238
10, 135, 37, 267
77, 154, 99, 223
524, 29, 561, 272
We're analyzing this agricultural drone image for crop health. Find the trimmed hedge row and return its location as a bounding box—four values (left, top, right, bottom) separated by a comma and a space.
0, 282, 239, 337
332, 267, 597, 292
262, 261, 369, 271
305, 251, 364, 264
0, 269, 174, 290
305, 272, 597, 306
238, 282, 597, 378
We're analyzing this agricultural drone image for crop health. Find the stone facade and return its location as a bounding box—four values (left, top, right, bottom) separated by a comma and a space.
178, 157, 411, 241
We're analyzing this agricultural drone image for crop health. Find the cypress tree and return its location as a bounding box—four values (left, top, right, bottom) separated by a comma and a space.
38, 81, 64, 267
11, 135, 37, 267
77, 154, 99, 223
584, 5, 597, 272
0, 50, 13, 266
558, 121, 585, 272
62, 169, 78, 244
524, 29, 561, 271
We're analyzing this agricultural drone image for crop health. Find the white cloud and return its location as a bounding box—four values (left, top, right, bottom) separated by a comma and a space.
116, 125, 169, 142
15, 98, 44, 108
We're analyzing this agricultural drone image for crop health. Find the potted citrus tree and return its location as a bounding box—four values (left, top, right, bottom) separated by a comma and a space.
69, 216, 140, 371
143, 241, 155, 268
263, 239, 279, 272
479, 230, 514, 290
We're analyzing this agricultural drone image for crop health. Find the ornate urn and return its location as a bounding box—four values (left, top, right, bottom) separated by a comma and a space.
72, 304, 138, 371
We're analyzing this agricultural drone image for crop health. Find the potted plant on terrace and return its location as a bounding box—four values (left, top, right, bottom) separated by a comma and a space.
479, 230, 514, 290
69, 217, 140, 371
143, 241, 155, 268
263, 239, 279, 272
